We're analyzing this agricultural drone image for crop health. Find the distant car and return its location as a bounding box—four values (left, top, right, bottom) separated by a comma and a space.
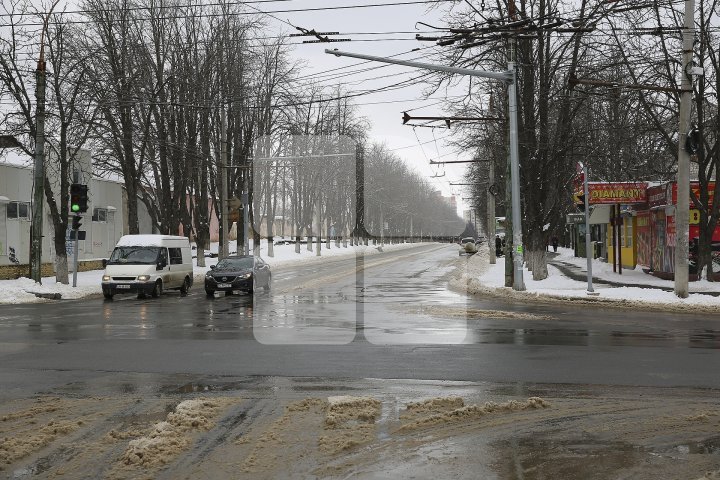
204, 256, 271, 296
459, 237, 478, 255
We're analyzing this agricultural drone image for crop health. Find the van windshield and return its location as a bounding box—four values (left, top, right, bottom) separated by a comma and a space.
108, 246, 161, 265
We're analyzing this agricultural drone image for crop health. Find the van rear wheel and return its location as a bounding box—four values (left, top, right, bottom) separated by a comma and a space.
151, 280, 163, 298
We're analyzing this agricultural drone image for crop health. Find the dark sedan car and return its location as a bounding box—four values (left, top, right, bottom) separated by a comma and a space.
204, 256, 271, 296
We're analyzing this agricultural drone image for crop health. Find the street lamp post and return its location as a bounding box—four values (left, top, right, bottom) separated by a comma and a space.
325, 49, 526, 290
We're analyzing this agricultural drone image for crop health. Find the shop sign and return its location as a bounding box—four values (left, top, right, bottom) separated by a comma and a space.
690, 209, 700, 225
666, 214, 676, 247
671, 181, 716, 208
647, 184, 669, 208
566, 213, 585, 224
587, 182, 647, 204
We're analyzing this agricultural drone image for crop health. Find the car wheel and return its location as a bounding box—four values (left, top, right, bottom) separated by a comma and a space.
205, 289, 215, 297
151, 280, 163, 298
103, 292, 114, 300
180, 277, 190, 296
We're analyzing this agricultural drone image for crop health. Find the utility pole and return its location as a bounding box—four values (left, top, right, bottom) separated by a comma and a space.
219, 106, 228, 260
30, 29, 48, 283
506, 28, 525, 291
326, 49, 526, 291
242, 188, 249, 255
675, 0, 695, 298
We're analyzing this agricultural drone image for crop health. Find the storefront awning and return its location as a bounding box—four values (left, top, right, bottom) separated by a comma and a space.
589, 204, 611, 224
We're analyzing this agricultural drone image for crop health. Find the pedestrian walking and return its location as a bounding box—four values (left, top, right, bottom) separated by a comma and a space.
552, 236, 559, 253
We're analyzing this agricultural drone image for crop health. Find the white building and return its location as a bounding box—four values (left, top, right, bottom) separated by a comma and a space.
0, 148, 128, 269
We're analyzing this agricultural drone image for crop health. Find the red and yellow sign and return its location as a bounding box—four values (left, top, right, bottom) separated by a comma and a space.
671, 182, 715, 208
584, 182, 648, 204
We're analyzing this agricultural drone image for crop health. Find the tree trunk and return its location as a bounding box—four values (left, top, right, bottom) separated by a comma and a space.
54, 233, 69, 285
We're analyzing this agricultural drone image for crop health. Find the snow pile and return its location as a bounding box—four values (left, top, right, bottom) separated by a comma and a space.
0, 274, 102, 304
555, 247, 720, 293
319, 396, 382, 453
121, 398, 231, 468
397, 397, 550, 432
0, 419, 82, 465
400, 397, 465, 420
461, 247, 720, 312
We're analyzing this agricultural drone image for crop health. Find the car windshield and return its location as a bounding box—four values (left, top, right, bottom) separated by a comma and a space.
215, 257, 254, 271
108, 246, 160, 265
462, 238, 474, 243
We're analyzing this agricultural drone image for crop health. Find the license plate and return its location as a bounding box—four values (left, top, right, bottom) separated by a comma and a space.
116, 284, 131, 289
217, 283, 232, 288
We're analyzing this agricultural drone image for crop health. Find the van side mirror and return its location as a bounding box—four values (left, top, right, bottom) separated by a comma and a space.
156, 260, 166, 270
102, 259, 108, 268
209, 265, 215, 270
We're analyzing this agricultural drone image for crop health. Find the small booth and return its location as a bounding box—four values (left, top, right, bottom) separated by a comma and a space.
637, 181, 719, 280
576, 182, 648, 271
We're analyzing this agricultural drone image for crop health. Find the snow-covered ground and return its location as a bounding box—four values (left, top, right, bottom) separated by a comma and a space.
0, 239, 413, 304
3, 241, 719, 310
460, 246, 720, 310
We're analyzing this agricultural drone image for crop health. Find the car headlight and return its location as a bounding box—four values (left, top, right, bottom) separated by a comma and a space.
102, 275, 111, 282
137, 275, 151, 282
241, 273, 252, 279
205, 273, 213, 278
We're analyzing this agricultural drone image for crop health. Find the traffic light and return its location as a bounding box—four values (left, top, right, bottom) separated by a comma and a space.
70, 184, 89, 213
686, 127, 701, 154
71, 215, 82, 230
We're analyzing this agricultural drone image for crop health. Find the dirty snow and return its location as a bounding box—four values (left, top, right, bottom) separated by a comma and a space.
396, 397, 550, 433
119, 397, 233, 469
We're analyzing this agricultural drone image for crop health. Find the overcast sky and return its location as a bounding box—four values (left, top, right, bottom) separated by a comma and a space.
261, 0, 471, 210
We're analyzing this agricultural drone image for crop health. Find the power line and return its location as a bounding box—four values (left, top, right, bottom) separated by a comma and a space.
2, 0, 455, 26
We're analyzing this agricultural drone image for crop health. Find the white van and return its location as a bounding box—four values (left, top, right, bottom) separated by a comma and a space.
101, 235, 194, 300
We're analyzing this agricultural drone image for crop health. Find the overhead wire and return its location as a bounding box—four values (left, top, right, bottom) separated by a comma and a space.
1, 0, 456, 26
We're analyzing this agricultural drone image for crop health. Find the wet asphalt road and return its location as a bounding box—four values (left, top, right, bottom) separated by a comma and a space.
1, 243, 720, 399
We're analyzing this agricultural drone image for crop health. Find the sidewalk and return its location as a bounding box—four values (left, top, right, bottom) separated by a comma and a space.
548, 252, 720, 297
454, 246, 720, 312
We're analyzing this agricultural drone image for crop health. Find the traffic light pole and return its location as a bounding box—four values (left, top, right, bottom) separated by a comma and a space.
581, 163, 594, 293
72, 216, 80, 287
326, 48, 526, 290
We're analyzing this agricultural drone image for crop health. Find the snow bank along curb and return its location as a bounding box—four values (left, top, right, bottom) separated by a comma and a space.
450, 249, 720, 314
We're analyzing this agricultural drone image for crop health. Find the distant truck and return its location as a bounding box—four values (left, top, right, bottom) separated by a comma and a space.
101, 235, 193, 300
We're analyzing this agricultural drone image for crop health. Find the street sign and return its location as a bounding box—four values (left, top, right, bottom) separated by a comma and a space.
228, 197, 242, 210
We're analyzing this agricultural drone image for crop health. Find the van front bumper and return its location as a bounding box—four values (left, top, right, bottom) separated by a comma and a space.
102, 281, 155, 295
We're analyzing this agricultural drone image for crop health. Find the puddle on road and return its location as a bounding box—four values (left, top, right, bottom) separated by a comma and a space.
666, 436, 720, 456
494, 437, 643, 480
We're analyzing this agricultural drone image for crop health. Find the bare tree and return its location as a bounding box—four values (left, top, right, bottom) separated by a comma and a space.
0, 3, 94, 283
